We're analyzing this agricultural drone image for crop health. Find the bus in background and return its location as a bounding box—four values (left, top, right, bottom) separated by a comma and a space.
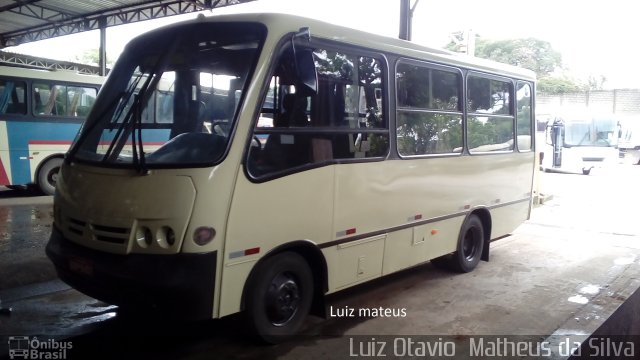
0, 65, 103, 195
540, 113, 620, 175
46, 13, 536, 342
618, 116, 640, 165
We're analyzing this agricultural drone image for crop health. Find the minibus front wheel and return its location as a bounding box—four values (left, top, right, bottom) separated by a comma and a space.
245, 251, 313, 344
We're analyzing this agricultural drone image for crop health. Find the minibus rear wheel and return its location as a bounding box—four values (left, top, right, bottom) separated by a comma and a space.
245, 251, 313, 344
451, 215, 484, 273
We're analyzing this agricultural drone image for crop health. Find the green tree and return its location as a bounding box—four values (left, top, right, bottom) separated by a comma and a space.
537, 76, 582, 94
447, 35, 595, 94
473, 38, 561, 76
74, 48, 115, 67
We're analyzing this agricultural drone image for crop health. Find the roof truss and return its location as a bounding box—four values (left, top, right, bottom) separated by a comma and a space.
0, 0, 254, 48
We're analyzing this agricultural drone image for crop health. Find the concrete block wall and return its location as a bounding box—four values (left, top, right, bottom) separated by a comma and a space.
537, 89, 640, 116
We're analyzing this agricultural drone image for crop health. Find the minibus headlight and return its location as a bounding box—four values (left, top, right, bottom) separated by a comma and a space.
193, 227, 215, 246
156, 226, 176, 249
136, 227, 153, 248
166, 227, 176, 246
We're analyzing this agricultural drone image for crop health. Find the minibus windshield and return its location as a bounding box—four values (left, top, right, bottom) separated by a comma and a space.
69, 22, 265, 169
564, 117, 618, 147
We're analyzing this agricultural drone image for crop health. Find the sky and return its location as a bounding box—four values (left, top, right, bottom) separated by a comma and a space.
5, 0, 638, 89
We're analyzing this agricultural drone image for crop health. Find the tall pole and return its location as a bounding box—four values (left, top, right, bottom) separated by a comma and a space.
399, 0, 420, 41
399, 0, 410, 40
98, 17, 107, 76
465, 29, 476, 56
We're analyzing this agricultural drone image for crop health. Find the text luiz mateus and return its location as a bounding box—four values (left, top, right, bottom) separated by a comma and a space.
329, 305, 407, 318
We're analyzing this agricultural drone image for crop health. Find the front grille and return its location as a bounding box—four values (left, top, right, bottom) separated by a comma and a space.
66, 216, 130, 245
582, 157, 604, 162
67, 217, 86, 236
94, 234, 127, 244
90, 223, 130, 244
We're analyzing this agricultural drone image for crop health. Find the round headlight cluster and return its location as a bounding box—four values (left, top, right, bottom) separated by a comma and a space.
135, 227, 154, 248
156, 226, 176, 249
136, 226, 176, 249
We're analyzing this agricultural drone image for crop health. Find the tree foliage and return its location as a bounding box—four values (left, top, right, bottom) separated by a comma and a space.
74, 48, 115, 67
537, 77, 582, 94
474, 38, 561, 77
447, 35, 606, 94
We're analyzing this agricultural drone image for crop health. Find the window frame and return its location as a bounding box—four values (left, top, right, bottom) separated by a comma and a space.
515, 81, 534, 153
394, 58, 465, 159
245, 37, 391, 182
0, 77, 28, 116
0, 75, 100, 122
465, 72, 516, 155
31, 80, 99, 122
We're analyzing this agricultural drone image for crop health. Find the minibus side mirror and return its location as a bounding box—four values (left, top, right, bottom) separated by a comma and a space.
294, 49, 317, 97
291, 28, 317, 97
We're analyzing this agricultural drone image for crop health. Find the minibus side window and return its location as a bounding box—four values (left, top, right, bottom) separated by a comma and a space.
247, 46, 388, 178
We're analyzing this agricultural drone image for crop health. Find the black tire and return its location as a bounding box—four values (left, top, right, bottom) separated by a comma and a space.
245, 251, 313, 344
37, 157, 64, 196
451, 215, 485, 273
582, 168, 591, 175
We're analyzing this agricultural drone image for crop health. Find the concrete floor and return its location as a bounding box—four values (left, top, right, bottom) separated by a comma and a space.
0, 165, 639, 359
0, 197, 55, 289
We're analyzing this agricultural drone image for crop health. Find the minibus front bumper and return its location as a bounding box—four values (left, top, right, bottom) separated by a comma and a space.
46, 226, 217, 321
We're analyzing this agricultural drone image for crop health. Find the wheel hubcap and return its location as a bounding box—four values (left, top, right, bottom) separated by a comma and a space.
48, 168, 59, 185
265, 272, 300, 326
463, 228, 479, 261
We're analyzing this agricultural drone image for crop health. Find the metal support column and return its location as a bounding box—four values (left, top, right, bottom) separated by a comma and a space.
399, 0, 410, 40
98, 17, 107, 76
399, 0, 419, 41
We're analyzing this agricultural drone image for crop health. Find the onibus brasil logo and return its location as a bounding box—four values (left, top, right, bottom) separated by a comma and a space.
8, 336, 72, 359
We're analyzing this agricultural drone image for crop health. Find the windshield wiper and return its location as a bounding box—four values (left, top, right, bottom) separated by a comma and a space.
130, 94, 147, 174
102, 80, 151, 168
102, 39, 178, 173
67, 68, 146, 162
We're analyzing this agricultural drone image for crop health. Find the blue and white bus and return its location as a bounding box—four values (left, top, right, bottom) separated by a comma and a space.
0, 65, 103, 194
